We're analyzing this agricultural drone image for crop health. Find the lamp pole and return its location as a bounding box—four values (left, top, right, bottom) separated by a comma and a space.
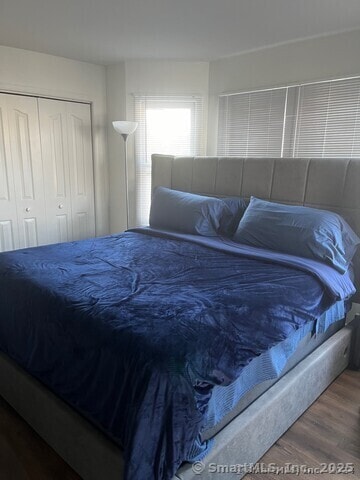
122, 133, 130, 229
112, 121, 138, 231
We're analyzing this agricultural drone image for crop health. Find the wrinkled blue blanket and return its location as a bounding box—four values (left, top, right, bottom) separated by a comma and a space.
0, 230, 354, 480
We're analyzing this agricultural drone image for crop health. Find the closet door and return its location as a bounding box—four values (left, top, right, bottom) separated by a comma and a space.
0, 94, 19, 252
38, 98, 72, 244
39, 98, 95, 243
6, 94, 48, 248
66, 102, 95, 241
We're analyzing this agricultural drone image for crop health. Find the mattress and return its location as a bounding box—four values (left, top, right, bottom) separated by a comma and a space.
0, 230, 355, 480
201, 302, 346, 443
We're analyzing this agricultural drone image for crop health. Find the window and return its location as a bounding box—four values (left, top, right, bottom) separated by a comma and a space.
218, 88, 288, 157
294, 77, 360, 158
134, 95, 204, 226
218, 76, 360, 159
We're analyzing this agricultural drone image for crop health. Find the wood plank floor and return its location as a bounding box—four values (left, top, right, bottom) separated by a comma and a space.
0, 370, 359, 479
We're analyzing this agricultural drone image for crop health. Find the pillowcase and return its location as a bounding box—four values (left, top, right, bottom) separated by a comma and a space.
233, 197, 360, 273
150, 187, 229, 236
219, 197, 248, 237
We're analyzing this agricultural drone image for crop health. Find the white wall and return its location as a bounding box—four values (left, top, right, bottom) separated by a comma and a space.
106, 60, 209, 232
207, 30, 360, 154
0, 46, 109, 235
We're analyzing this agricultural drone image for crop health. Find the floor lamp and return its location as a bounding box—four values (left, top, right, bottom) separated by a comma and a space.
112, 121, 138, 229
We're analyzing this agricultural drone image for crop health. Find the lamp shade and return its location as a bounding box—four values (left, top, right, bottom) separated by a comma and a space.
112, 121, 138, 136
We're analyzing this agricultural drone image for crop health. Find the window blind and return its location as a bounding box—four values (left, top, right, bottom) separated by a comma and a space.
134, 95, 204, 226
218, 88, 288, 157
218, 76, 360, 160
294, 77, 360, 158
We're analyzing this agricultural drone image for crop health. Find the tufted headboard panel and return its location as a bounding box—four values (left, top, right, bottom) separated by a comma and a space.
152, 155, 360, 303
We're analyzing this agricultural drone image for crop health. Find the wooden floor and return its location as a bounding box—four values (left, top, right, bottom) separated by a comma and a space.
0, 370, 359, 479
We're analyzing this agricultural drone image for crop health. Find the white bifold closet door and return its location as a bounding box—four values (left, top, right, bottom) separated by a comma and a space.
0, 94, 18, 250
0, 94, 47, 250
0, 93, 95, 253
38, 98, 95, 244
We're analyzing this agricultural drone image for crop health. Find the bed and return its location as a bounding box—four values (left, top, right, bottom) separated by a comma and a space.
0, 155, 359, 480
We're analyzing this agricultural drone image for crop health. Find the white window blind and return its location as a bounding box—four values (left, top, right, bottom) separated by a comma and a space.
134, 95, 204, 226
218, 76, 360, 160
294, 77, 360, 158
218, 88, 288, 157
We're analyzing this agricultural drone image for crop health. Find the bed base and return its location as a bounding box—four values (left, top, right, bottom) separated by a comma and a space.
0, 326, 353, 480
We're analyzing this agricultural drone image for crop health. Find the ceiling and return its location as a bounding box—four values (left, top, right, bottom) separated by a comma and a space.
1, 0, 360, 65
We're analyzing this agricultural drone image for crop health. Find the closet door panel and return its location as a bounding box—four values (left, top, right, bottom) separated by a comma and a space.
1, 95, 95, 251
6, 95, 47, 248
0, 95, 19, 251
38, 98, 73, 244
67, 102, 95, 241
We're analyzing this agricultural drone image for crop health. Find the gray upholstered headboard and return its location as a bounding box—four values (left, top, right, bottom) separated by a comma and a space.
151, 154, 360, 303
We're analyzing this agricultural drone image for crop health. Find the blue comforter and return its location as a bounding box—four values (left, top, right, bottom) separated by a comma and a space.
0, 230, 355, 479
